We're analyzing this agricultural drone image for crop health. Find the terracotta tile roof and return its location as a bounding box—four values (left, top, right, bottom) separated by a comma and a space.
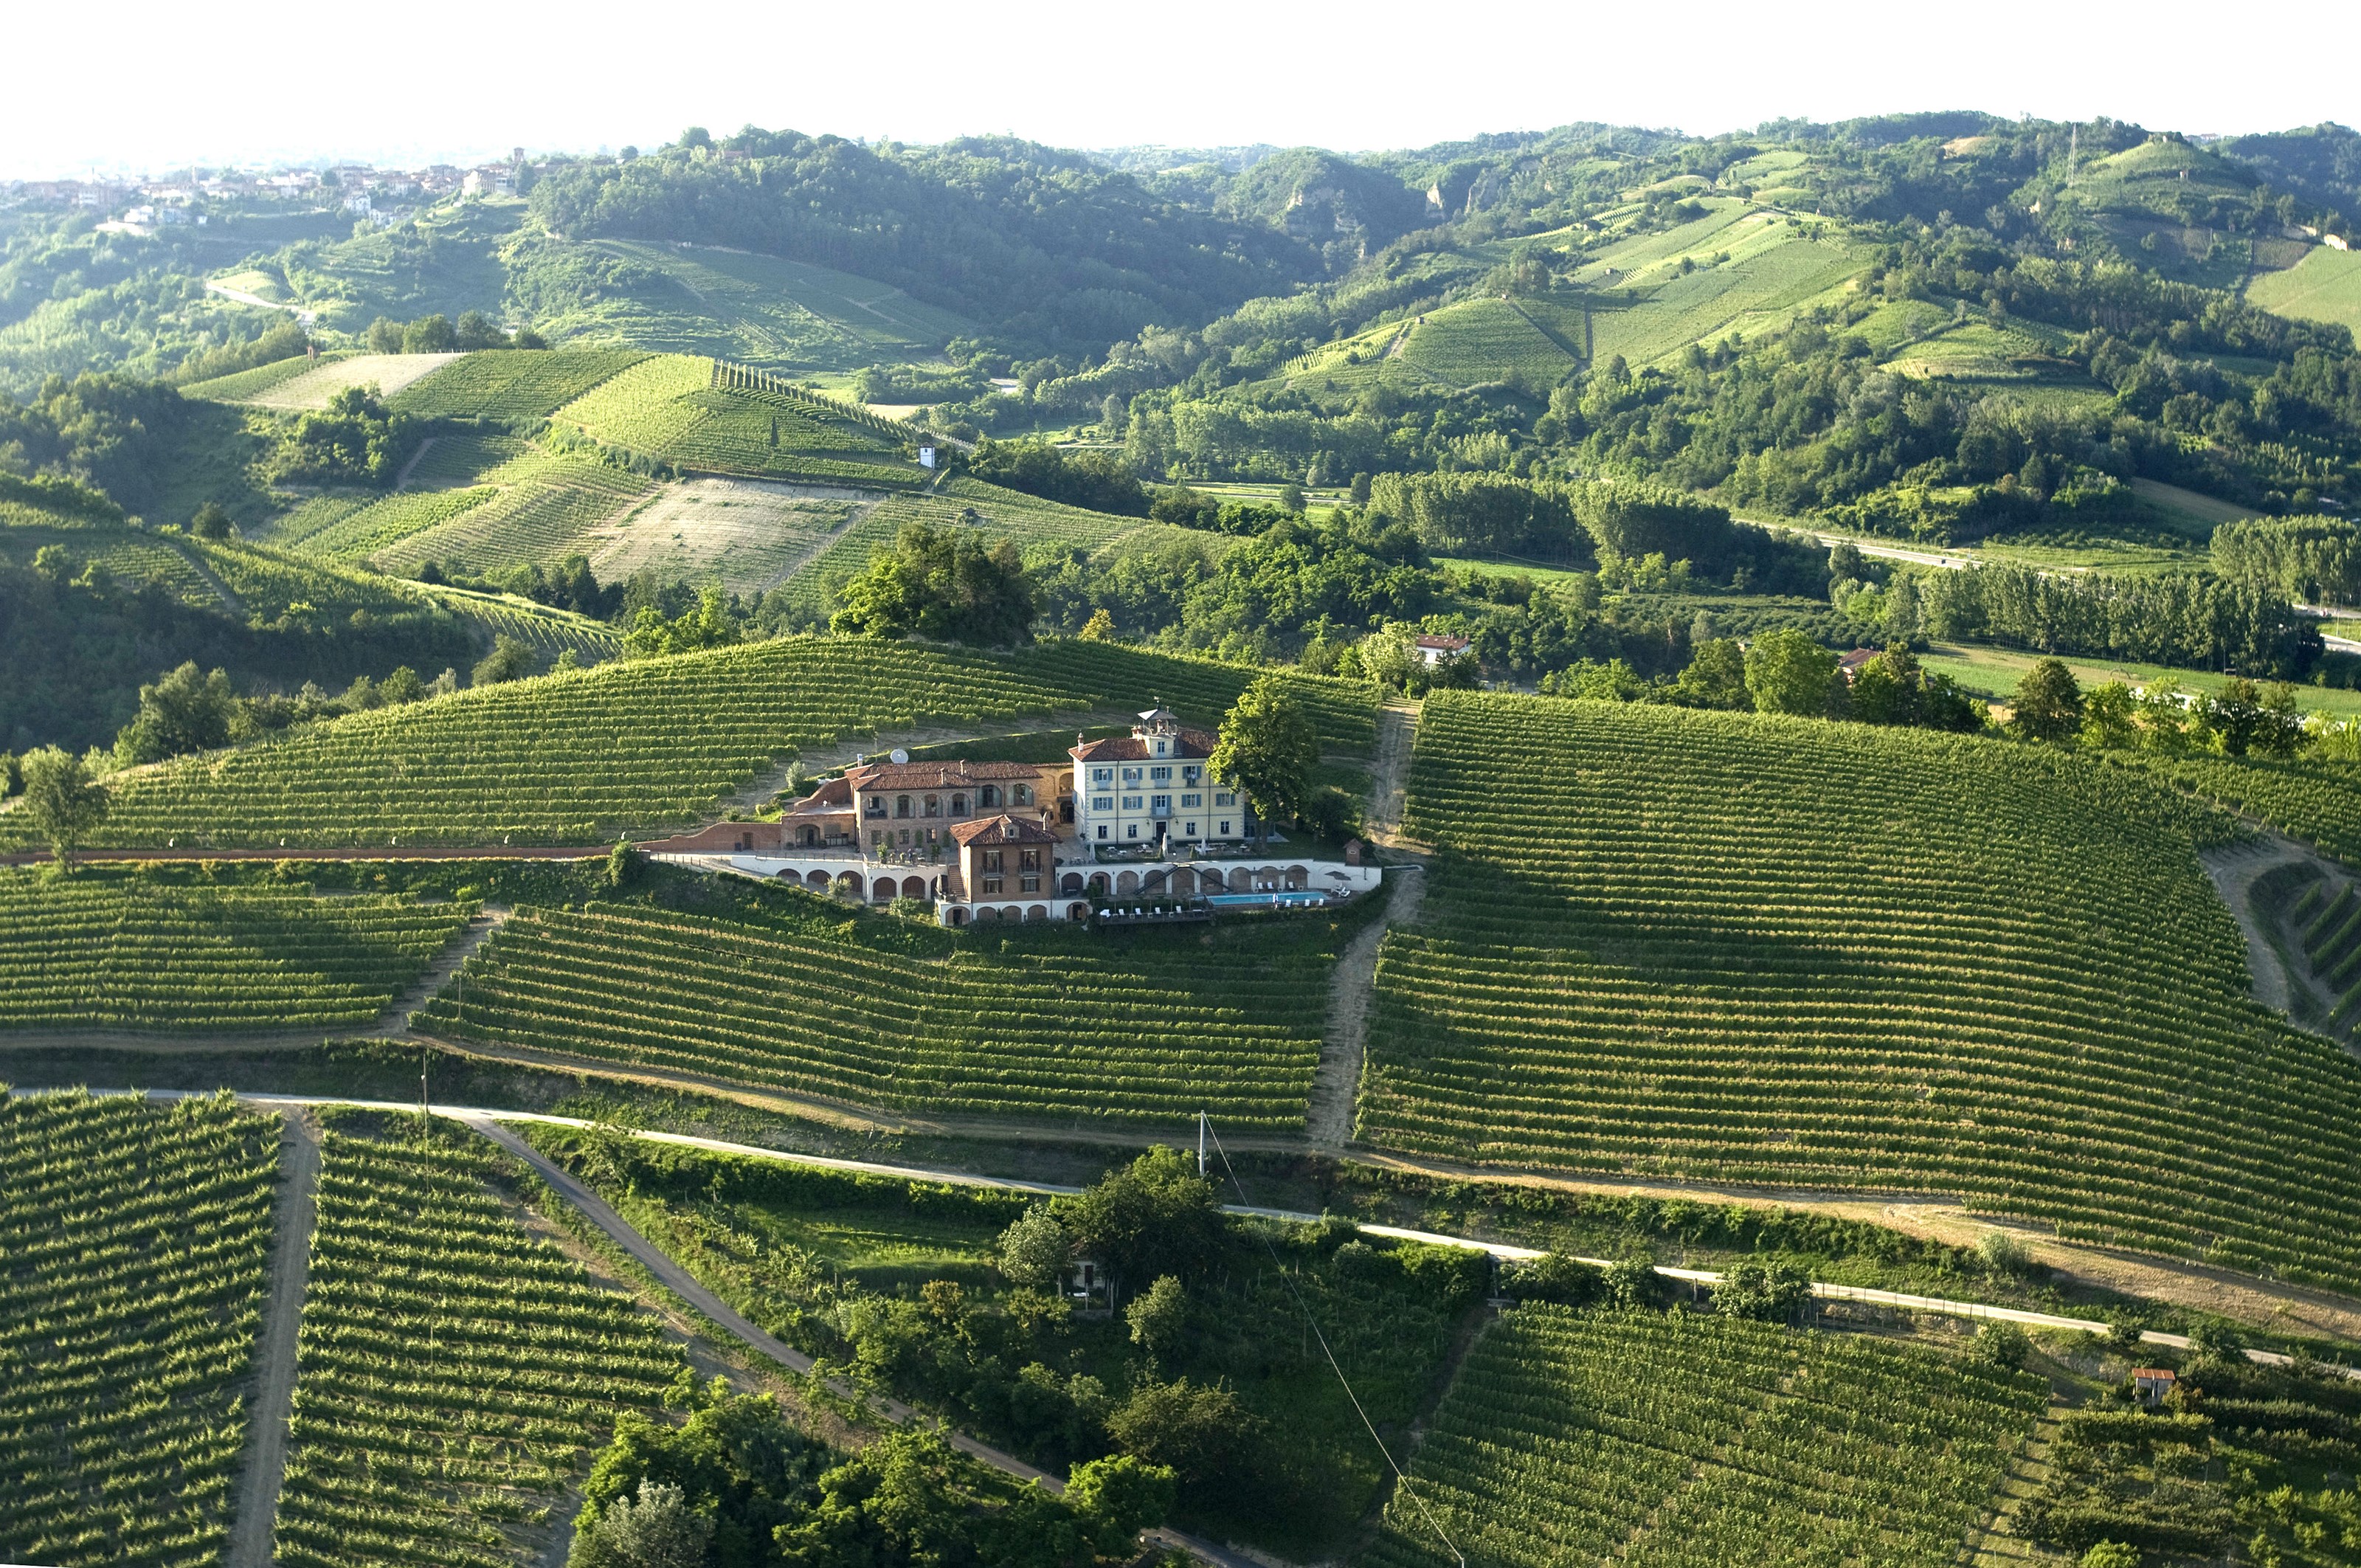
1838, 647, 1880, 672
948, 813, 1060, 846
1071, 727, 1217, 763
845, 759, 1053, 790
1414, 633, 1470, 651
784, 777, 854, 815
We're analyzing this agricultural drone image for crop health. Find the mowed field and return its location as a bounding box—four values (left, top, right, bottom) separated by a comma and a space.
2248, 244, 2361, 334
228, 353, 463, 410
578, 477, 869, 595
1364, 691, 2361, 1291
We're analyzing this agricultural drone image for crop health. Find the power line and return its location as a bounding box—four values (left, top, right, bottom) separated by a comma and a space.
1200, 1117, 1465, 1568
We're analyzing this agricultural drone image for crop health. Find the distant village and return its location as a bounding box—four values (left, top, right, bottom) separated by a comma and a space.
0, 149, 552, 234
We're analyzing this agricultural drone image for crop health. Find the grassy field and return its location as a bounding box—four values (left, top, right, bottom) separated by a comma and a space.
1919, 639, 2361, 718
0, 868, 476, 1032
0, 1091, 277, 1568
2247, 243, 2361, 334
0, 638, 1376, 849
1366, 1305, 2046, 1568
228, 353, 463, 410
421, 887, 1351, 1127
1363, 691, 2361, 1292
179, 353, 341, 403
529, 239, 973, 372
273, 1113, 680, 1568
386, 349, 649, 423
580, 477, 863, 595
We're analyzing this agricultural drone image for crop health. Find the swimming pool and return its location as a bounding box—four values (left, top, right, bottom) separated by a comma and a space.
1203, 891, 1331, 909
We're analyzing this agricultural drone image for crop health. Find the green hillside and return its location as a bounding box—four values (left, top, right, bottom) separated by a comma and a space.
549, 353, 927, 488
274, 1114, 681, 1567
1, 500, 481, 753
384, 348, 650, 421
0, 869, 476, 1032
1366, 691, 2361, 1291
0, 1092, 277, 1568
2248, 242, 2361, 334
420, 889, 1343, 1127
1368, 1305, 2045, 1568
766, 480, 1186, 620
0, 638, 1375, 849
516, 238, 974, 370
286, 445, 657, 577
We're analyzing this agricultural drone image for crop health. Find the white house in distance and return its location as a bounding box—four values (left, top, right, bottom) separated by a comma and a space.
1414, 633, 1470, 667
1070, 707, 1248, 849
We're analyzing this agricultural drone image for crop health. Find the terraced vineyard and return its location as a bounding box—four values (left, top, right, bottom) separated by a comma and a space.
387, 350, 649, 422
283, 488, 494, 563
180, 353, 339, 404
0, 522, 224, 607
1364, 693, 2361, 1289
416, 899, 1338, 1125
0, 1091, 277, 1568
2129, 753, 2361, 868
367, 454, 654, 576
180, 536, 429, 622
1397, 297, 1580, 386
0, 639, 1374, 849
273, 1116, 680, 1568
1366, 1306, 2046, 1568
427, 588, 622, 666
0, 871, 476, 1031
547, 354, 924, 488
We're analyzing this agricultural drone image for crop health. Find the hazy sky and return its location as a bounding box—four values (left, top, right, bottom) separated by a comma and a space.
12, 0, 2357, 178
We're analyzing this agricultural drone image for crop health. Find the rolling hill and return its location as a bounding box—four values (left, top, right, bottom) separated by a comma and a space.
2247, 241, 2361, 334
512, 238, 975, 371
1366, 691, 2361, 1293
0, 637, 1375, 849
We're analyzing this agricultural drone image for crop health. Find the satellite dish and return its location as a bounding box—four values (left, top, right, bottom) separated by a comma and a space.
889, 747, 910, 764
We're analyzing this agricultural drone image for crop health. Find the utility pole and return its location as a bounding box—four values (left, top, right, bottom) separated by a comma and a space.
2068, 123, 2079, 190
1197, 1110, 1209, 1178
